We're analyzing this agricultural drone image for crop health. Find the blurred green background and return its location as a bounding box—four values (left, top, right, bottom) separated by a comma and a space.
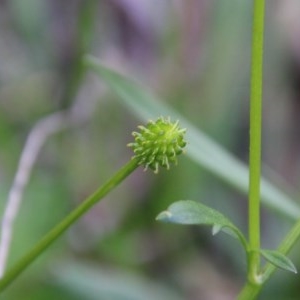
1, 1, 300, 299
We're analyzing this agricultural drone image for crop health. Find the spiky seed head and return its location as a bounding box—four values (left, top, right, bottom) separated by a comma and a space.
128, 117, 187, 173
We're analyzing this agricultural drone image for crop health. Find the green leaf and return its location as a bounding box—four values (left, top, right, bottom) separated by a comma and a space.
260, 249, 297, 274
84, 55, 300, 221
156, 200, 247, 250
157, 200, 232, 226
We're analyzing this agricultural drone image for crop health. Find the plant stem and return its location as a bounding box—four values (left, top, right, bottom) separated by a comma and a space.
238, 281, 261, 300
0, 158, 139, 292
239, 1, 300, 298
247, 0, 265, 284
238, 218, 300, 298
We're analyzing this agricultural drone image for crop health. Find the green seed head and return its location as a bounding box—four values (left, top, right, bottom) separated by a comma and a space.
128, 117, 187, 173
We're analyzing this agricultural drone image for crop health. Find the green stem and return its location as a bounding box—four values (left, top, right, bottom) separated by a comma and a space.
238, 218, 300, 298
238, 281, 261, 300
0, 158, 139, 292
247, 0, 265, 284
239, 1, 300, 297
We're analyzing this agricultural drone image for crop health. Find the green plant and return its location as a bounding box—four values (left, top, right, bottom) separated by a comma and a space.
80, 2, 300, 294
82, 0, 300, 296
0, 117, 187, 291
155, 1, 299, 299
1, 1, 300, 298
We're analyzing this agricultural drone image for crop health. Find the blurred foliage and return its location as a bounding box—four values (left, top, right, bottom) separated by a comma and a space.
0, 1, 300, 299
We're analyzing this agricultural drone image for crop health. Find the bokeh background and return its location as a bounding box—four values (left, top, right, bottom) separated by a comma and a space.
0, 0, 300, 299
